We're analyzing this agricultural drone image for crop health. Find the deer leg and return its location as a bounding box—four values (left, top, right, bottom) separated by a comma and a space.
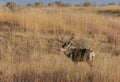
73, 62, 78, 68
88, 60, 93, 67
74, 62, 78, 65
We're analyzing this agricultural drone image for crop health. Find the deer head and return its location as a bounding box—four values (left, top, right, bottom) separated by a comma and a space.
56, 33, 74, 53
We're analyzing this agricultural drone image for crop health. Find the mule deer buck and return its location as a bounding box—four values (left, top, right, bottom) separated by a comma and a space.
56, 34, 95, 67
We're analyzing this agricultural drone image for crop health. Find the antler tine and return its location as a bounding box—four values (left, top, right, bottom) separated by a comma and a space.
61, 31, 66, 42
69, 33, 74, 41
55, 39, 63, 43
57, 30, 65, 42
56, 30, 66, 44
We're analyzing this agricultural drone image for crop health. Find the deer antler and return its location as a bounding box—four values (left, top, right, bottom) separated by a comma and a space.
55, 30, 66, 43
69, 33, 74, 40
56, 33, 74, 49
55, 39, 63, 43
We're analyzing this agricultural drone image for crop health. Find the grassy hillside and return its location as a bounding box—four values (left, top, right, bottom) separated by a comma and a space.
0, 5, 120, 82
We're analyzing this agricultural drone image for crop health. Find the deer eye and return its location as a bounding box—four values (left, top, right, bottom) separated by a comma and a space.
90, 50, 93, 52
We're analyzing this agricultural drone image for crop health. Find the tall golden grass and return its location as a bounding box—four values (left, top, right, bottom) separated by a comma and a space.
0, 6, 120, 82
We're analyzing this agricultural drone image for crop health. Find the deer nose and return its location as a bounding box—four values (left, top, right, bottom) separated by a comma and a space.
60, 48, 66, 52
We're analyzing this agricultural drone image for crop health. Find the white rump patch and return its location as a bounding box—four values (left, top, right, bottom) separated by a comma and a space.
90, 52, 95, 60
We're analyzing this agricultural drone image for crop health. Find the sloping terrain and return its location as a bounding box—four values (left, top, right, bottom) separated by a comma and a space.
0, 5, 120, 82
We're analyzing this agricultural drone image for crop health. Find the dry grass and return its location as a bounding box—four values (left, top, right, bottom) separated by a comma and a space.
0, 5, 120, 82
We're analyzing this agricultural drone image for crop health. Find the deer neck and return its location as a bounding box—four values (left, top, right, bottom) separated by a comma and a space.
60, 48, 71, 56
60, 42, 72, 56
